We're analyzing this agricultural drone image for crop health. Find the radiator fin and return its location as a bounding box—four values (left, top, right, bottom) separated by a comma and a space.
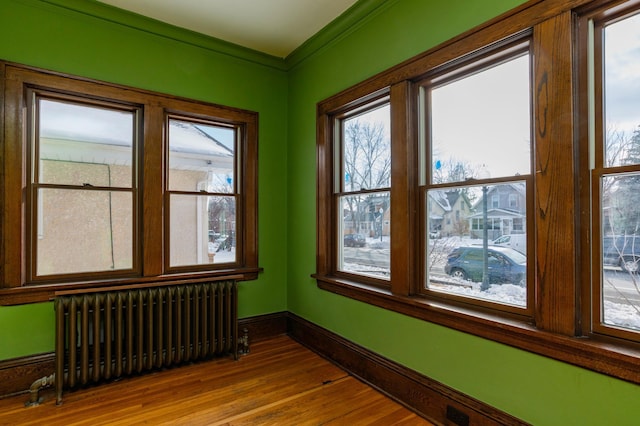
54, 280, 238, 404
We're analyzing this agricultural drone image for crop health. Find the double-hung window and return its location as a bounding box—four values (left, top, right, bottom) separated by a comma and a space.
335, 97, 391, 282
419, 41, 532, 312
30, 94, 138, 279
317, 0, 640, 385
583, 2, 640, 342
1, 62, 259, 304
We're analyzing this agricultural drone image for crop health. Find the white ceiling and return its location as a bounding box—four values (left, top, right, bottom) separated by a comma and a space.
97, 0, 359, 58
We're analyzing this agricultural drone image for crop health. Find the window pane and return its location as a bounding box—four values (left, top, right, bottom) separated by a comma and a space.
169, 194, 236, 267
430, 54, 531, 183
342, 104, 391, 192
427, 182, 527, 308
38, 99, 134, 187
168, 119, 235, 193
338, 192, 390, 279
36, 188, 133, 276
604, 12, 640, 167
601, 174, 640, 332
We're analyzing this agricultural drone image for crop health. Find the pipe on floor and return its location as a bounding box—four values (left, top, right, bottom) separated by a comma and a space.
24, 373, 55, 407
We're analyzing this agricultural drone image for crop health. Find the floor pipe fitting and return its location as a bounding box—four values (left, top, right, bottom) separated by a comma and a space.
24, 373, 55, 407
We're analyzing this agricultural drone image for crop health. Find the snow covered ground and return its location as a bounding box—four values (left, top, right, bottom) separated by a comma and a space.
343, 235, 640, 332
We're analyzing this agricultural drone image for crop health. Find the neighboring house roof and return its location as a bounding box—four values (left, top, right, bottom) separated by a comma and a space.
471, 182, 526, 211
39, 101, 233, 172
429, 190, 473, 215
468, 208, 525, 220
429, 190, 452, 212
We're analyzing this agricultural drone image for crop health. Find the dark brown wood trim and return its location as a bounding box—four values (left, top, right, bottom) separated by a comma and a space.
239, 311, 288, 343
0, 312, 288, 398
317, 278, 640, 384
286, 312, 529, 426
0, 353, 55, 399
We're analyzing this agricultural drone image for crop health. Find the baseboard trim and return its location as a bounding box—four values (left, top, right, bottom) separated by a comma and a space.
287, 312, 528, 426
0, 352, 55, 399
0, 311, 528, 426
0, 312, 289, 399
239, 311, 289, 343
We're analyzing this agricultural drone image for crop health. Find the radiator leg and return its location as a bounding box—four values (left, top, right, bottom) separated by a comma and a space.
24, 373, 55, 407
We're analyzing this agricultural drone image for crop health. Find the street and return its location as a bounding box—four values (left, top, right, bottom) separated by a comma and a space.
343, 247, 640, 306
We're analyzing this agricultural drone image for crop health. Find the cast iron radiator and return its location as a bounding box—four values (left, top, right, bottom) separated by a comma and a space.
53, 280, 238, 404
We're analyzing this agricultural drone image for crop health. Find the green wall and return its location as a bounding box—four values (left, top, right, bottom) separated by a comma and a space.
1, 0, 639, 424
286, 0, 640, 425
0, 0, 288, 358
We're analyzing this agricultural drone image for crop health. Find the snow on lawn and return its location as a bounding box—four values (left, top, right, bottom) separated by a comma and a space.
604, 300, 640, 331
429, 279, 527, 307
345, 235, 640, 332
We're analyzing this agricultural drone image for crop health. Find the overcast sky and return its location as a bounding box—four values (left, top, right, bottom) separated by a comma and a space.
605, 12, 640, 136
431, 54, 531, 182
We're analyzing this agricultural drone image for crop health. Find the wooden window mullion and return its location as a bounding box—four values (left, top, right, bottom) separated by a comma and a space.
532, 11, 578, 335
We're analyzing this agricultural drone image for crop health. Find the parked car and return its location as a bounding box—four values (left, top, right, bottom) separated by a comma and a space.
444, 245, 527, 286
602, 235, 640, 273
492, 233, 526, 254
343, 234, 366, 247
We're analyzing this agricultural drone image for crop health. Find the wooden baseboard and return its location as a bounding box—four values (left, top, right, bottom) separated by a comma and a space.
286, 312, 528, 426
239, 311, 288, 344
0, 353, 55, 399
0, 310, 528, 426
0, 312, 288, 399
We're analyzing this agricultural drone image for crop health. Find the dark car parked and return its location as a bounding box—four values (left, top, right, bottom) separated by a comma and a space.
444, 245, 527, 286
343, 234, 366, 247
602, 235, 640, 273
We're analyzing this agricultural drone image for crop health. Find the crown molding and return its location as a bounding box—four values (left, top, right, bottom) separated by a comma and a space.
35, 0, 288, 71
285, 0, 399, 70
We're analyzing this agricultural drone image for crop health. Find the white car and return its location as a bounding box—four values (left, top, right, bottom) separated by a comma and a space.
492, 234, 526, 254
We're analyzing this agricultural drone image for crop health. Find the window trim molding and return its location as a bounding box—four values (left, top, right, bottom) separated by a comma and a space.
316, 0, 640, 384
0, 61, 260, 304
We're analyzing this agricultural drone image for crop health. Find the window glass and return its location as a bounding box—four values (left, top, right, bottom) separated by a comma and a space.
426, 182, 527, 308
337, 103, 390, 280
167, 117, 238, 268
338, 192, 390, 278
169, 194, 236, 266
430, 54, 531, 183
36, 189, 133, 275
598, 11, 640, 334
425, 48, 531, 309
603, 12, 640, 168
168, 119, 235, 193
33, 97, 136, 278
38, 99, 134, 187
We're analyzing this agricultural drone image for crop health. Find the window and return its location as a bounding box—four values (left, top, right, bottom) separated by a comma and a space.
509, 194, 518, 209
167, 117, 238, 268
587, 3, 640, 341
317, 0, 640, 385
1, 63, 259, 303
336, 98, 391, 281
31, 96, 137, 279
421, 42, 532, 311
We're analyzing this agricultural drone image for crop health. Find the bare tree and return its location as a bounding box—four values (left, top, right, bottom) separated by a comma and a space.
343, 120, 391, 236
432, 157, 480, 204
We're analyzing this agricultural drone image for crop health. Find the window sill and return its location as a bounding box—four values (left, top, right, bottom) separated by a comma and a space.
314, 274, 640, 385
0, 268, 262, 306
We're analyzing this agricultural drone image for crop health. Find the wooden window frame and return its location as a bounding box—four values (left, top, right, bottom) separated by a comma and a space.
415, 37, 535, 318
577, 0, 640, 344
0, 62, 260, 305
315, 0, 640, 384
331, 93, 392, 288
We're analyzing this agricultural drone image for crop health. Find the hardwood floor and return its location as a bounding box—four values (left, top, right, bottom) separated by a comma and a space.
0, 336, 432, 425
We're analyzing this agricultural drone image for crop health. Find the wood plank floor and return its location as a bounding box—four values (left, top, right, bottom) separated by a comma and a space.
0, 336, 433, 425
